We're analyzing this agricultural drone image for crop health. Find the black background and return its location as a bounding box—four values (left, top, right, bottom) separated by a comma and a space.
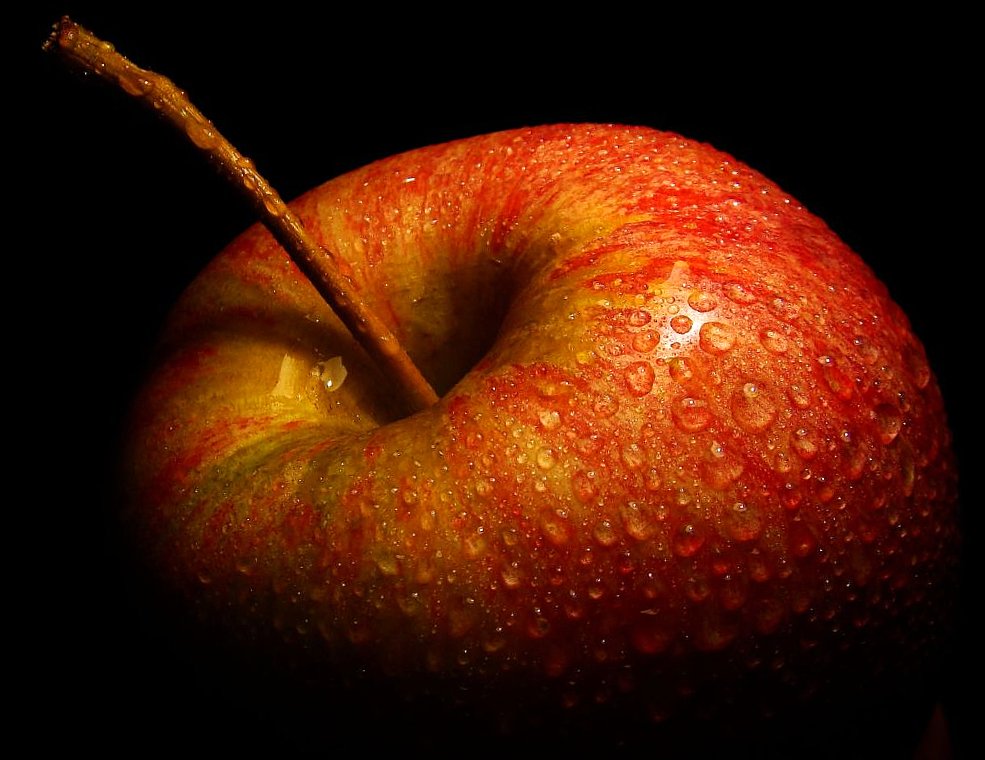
22, 7, 975, 756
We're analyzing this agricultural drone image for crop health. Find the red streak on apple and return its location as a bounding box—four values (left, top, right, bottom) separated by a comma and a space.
124, 124, 958, 741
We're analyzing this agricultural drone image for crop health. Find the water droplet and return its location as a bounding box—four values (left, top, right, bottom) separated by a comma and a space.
759, 329, 788, 353
537, 447, 557, 470
768, 296, 799, 322
673, 524, 706, 557
186, 119, 218, 149
625, 362, 655, 396
620, 501, 655, 541
318, 356, 348, 392
702, 445, 744, 488
593, 394, 620, 417
699, 321, 736, 354
475, 479, 493, 498
791, 427, 819, 460
688, 290, 717, 312
628, 309, 652, 327
620, 442, 646, 470
819, 356, 853, 400
501, 564, 522, 588
263, 191, 288, 218
724, 282, 757, 304
787, 384, 811, 409
668, 356, 695, 384
631, 620, 674, 654
788, 522, 817, 557
730, 381, 777, 433
874, 403, 902, 444
632, 330, 659, 353
527, 616, 551, 639
903, 344, 931, 389
853, 335, 881, 365
725, 502, 763, 541
539, 409, 561, 429
672, 396, 714, 432
594, 519, 619, 547
118, 71, 154, 96
572, 470, 596, 502
670, 315, 693, 334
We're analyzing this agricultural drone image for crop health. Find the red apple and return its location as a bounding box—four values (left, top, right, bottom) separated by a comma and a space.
121, 123, 959, 752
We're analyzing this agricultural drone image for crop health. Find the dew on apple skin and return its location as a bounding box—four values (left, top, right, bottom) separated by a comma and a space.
759, 328, 789, 354
672, 524, 706, 557
539, 409, 562, 430
625, 362, 656, 396
724, 282, 758, 304
620, 501, 655, 541
687, 290, 717, 313
316, 356, 348, 392
670, 315, 693, 334
873, 403, 903, 445
668, 356, 695, 384
791, 427, 819, 460
672, 396, 713, 432
731, 381, 777, 433
536, 447, 557, 470
698, 321, 736, 354
593, 519, 619, 547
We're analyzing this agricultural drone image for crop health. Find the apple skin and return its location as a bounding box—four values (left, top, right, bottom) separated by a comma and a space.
124, 124, 958, 749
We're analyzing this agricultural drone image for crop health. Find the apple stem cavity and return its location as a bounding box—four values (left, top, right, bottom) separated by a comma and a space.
43, 16, 440, 414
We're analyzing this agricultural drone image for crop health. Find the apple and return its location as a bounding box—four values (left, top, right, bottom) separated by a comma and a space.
117, 122, 959, 752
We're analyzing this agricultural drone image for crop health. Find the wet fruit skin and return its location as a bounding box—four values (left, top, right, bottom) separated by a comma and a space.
124, 124, 959, 750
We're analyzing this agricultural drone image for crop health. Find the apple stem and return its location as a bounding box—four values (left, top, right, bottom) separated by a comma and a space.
44, 16, 440, 414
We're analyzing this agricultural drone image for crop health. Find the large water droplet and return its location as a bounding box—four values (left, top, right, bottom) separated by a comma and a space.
725, 502, 763, 541
724, 282, 757, 304
541, 509, 572, 546
594, 519, 619, 547
318, 356, 348, 392
537, 447, 557, 470
118, 71, 154, 96
670, 315, 693, 334
539, 409, 562, 429
632, 330, 659, 353
572, 470, 597, 502
788, 522, 817, 557
668, 356, 695, 384
672, 396, 714, 432
759, 329, 788, 354
620, 501, 655, 541
673, 524, 706, 557
621, 442, 646, 470
688, 290, 717, 312
699, 321, 736, 354
874, 403, 903, 444
625, 362, 655, 396
628, 309, 652, 327
730, 381, 777, 433
791, 427, 819, 460
819, 356, 853, 400
186, 119, 218, 149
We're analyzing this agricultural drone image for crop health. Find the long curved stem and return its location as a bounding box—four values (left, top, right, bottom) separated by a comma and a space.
44, 16, 439, 414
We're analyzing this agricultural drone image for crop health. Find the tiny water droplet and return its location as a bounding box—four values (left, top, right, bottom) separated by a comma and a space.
670, 315, 693, 334
625, 362, 655, 396
699, 322, 736, 354
688, 290, 717, 312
